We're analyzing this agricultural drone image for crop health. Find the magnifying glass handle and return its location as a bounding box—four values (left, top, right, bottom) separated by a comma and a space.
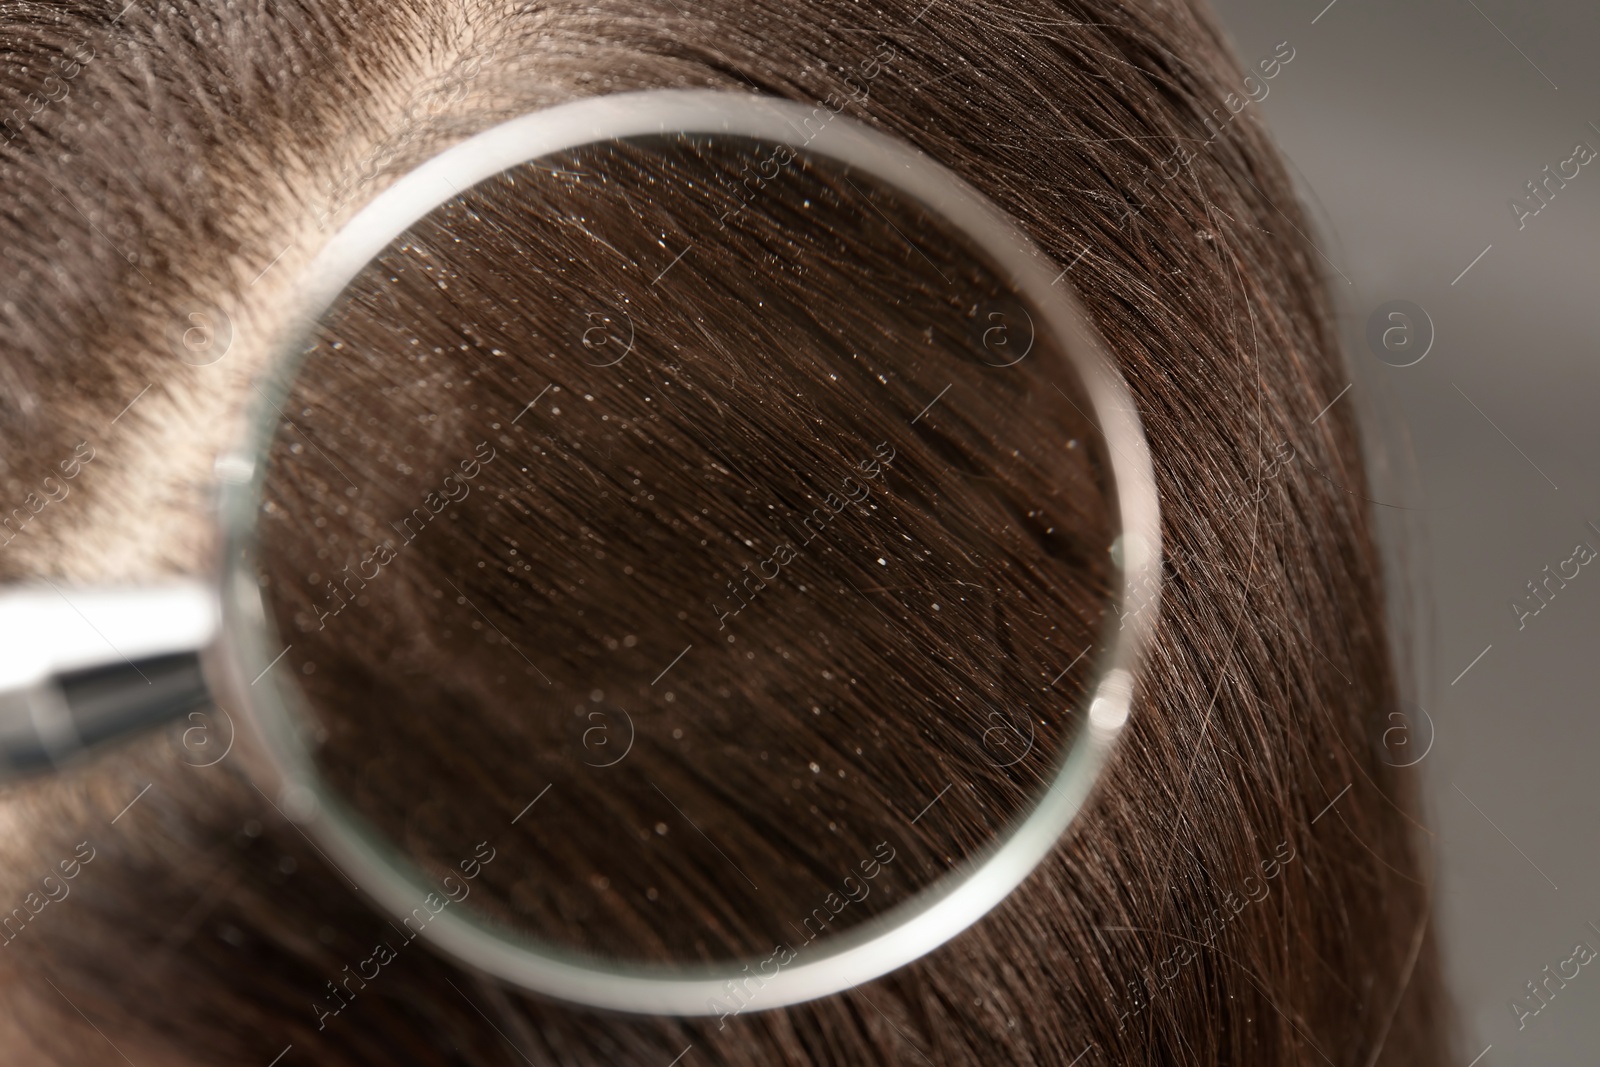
0, 582, 218, 779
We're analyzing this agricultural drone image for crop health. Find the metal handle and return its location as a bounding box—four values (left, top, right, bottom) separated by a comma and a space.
0, 582, 219, 777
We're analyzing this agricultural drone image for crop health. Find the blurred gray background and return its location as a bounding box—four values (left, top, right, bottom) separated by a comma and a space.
1205, 0, 1600, 1062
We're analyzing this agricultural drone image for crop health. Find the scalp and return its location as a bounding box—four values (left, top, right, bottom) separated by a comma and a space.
0, 1, 1451, 1064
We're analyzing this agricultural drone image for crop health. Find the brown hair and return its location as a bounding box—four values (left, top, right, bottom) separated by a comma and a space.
0, 0, 1451, 1064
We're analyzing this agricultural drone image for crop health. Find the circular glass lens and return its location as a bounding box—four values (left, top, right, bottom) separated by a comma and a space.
224, 97, 1154, 1013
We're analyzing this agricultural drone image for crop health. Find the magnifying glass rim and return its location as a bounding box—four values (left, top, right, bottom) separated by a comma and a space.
211, 87, 1162, 1016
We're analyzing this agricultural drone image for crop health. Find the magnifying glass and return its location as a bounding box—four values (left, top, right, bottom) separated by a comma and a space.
0, 89, 1160, 1017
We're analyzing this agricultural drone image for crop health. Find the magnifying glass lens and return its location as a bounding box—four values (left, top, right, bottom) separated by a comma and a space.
254, 134, 1118, 970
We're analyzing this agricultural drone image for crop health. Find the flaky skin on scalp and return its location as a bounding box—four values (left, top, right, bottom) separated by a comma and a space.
0, 0, 1451, 1065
